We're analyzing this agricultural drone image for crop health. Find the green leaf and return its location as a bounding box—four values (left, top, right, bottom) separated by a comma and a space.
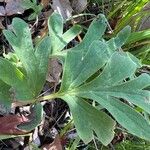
0, 80, 11, 111
59, 50, 150, 144
107, 26, 131, 54
126, 29, 150, 44
0, 58, 26, 87
48, 12, 82, 54
34, 36, 51, 95
93, 96, 150, 141
114, 0, 149, 33
76, 53, 150, 140
0, 58, 34, 100
62, 95, 115, 145
60, 41, 110, 92
3, 18, 38, 93
69, 14, 107, 55
21, 0, 43, 20
18, 103, 43, 131
3, 18, 50, 101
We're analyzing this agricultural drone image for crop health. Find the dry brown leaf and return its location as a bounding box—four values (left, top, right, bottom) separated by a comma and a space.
41, 134, 62, 150
41, 0, 51, 8
0, 17, 4, 29
51, 0, 73, 19
46, 58, 62, 85
5, 0, 25, 16
0, 0, 26, 16
0, 115, 29, 135
71, 0, 87, 13
0, 6, 5, 16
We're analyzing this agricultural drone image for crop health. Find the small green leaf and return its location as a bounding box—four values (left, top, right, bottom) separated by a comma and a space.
0, 134, 31, 140
48, 12, 82, 54
107, 26, 131, 54
0, 58, 26, 87
21, 0, 43, 20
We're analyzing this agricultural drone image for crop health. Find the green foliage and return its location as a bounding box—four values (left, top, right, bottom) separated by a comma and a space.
114, 0, 149, 33
48, 13, 82, 56
3, 18, 51, 101
21, 0, 43, 20
0, 12, 149, 147
89, 0, 150, 66
115, 137, 150, 150
0, 80, 11, 111
125, 29, 150, 64
0, 18, 47, 139
53, 13, 150, 145
126, 29, 150, 45
58, 49, 150, 144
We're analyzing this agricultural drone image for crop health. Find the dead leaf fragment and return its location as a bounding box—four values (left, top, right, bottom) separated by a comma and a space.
46, 58, 62, 85
71, 0, 87, 13
0, 6, 5, 16
5, 0, 25, 16
41, 0, 50, 8
41, 134, 62, 150
51, 0, 73, 19
0, 17, 4, 29
0, 115, 29, 135
0, 0, 27, 16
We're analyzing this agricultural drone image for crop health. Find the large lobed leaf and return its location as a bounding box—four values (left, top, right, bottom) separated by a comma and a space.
59, 48, 150, 144
49, 12, 150, 145
0, 12, 149, 145
2, 18, 51, 101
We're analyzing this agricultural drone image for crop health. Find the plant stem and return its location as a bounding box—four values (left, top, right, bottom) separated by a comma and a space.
36, 93, 59, 102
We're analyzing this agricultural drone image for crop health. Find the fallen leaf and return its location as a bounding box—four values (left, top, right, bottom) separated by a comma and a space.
46, 58, 62, 85
0, 0, 27, 16
71, 0, 87, 13
51, 0, 73, 19
5, 0, 25, 16
0, 115, 29, 135
0, 17, 4, 29
0, 6, 5, 16
41, 0, 51, 8
41, 134, 62, 150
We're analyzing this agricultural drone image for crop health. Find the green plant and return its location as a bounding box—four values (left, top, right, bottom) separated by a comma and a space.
89, 0, 150, 65
21, 0, 43, 20
125, 29, 150, 64
0, 12, 150, 146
